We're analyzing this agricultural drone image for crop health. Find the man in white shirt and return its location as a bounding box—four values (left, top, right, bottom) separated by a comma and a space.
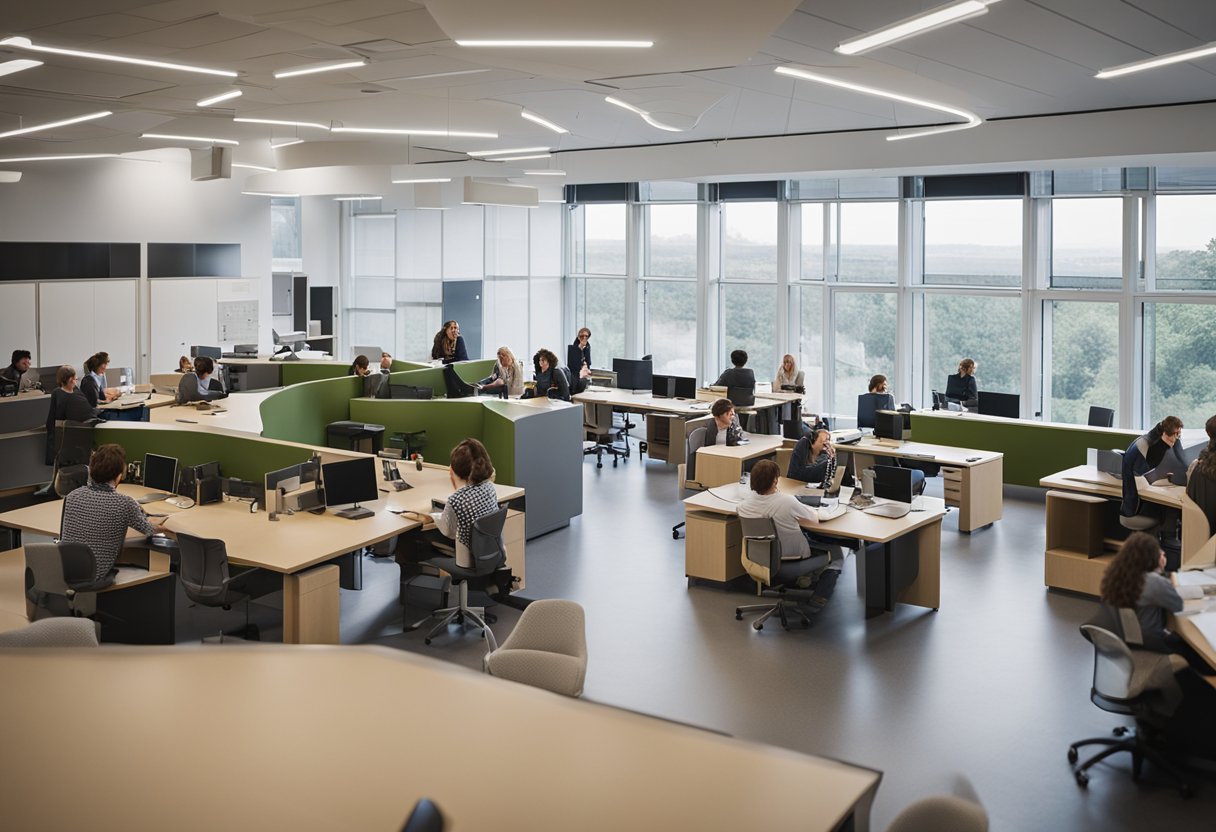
737, 459, 843, 611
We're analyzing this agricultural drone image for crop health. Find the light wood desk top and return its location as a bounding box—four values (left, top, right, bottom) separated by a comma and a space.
1039, 464, 1183, 509
574, 388, 710, 416
697, 433, 785, 461
835, 436, 1002, 467
0, 646, 880, 832
149, 389, 273, 435
98, 393, 175, 411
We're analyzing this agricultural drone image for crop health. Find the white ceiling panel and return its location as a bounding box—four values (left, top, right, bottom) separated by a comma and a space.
27, 13, 174, 41
118, 14, 266, 49
0, 65, 176, 98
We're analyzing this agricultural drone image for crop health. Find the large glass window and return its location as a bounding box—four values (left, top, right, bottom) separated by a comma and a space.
1155, 194, 1216, 291
1144, 302, 1216, 427
271, 196, 302, 271
645, 204, 697, 277
838, 202, 897, 283
923, 295, 1021, 400
833, 292, 896, 404
1047, 301, 1119, 425
643, 281, 697, 376
721, 202, 777, 280
1051, 197, 1122, 288
572, 278, 626, 365
923, 200, 1022, 287
792, 284, 824, 412
573, 204, 626, 275
720, 284, 777, 380
799, 202, 825, 281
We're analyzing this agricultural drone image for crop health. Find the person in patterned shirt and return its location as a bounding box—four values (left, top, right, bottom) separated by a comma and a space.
60, 444, 171, 580
429, 438, 501, 568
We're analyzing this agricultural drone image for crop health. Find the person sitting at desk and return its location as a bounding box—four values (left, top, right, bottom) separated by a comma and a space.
349, 354, 371, 376
478, 346, 524, 398
429, 439, 502, 568
714, 349, 756, 392
788, 428, 837, 487
379, 352, 393, 372
773, 354, 805, 392
177, 355, 193, 373
704, 398, 744, 447
571, 327, 591, 371
176, 356, 228, 405
59, 444, 171, 581
44, 365, 99, 465
738, 460, 842, 612
857, 374, 896, 430
1186, 414, 1216, 537
431, 320, 469, 365
1, 349, 40, 392
521, 349, 571, 401
1121, 416, 1185, 524
79, 352, 119, 407
945, 358, 978, 408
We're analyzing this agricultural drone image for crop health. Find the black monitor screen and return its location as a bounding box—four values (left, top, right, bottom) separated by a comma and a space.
613, 358, 652, 391
190, 345, 222, 360
874, 465, 914, 504
144, 453, 178, 492
195, 461, 221, 481
673, 376, 696, 399
874, 411, 903, 441
651, 374, 674, 398
977, 391, 1019, 419
322, 457, 379, 508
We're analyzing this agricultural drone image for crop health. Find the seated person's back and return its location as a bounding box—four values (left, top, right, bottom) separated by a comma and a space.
714, 349, 756, 392
857, 374, 895, 429
176, 356, 228, 404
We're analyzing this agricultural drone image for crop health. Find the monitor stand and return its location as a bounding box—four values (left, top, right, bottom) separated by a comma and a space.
337, 503, 374, 520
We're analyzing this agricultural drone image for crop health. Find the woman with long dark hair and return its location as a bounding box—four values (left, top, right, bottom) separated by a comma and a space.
431, 320, 469, 364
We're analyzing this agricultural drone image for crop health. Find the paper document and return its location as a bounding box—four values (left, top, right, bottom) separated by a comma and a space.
1176, 569, 1216, 587
1187, 611, 1216, 648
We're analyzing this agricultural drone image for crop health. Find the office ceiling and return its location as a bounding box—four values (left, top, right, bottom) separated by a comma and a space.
0, 0, 1214, 176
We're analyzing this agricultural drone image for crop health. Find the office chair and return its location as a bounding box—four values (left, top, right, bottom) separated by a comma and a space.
24, 541, 115, 621
414, 507, 508, 650
50, 421, 96, 497
1068, 622, 1192, 795
672, 425, 709, 539
583, 402, 627, 468
0, 617, 100, 648
484, 599, 588, 697
401, 798, 446, 832
176, 533, 264, 641
734, 517, 829, 631
1088, 406, 1116, 428
856, 392, 894, 430
885, 795, 988, 832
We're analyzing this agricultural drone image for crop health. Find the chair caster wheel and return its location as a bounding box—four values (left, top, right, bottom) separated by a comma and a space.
673, 531, 680, 539
1075, 771, 1088, 788
753, 622, 763, 631
424, 637, 432, 645
1113, 726, 1129, 736
1067, 747, 1078, 764
735, 611, 742, 620
597, 462, 603, 469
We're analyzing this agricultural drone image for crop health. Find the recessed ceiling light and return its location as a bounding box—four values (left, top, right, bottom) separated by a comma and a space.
494, 153, 551, 161
232, 163, 276, 172
391, 177, 453, 184
836, 0, 1000, 56
1096, 40, 1216, 79
539, 199, 566, 203
274, 59, 367, 79
396, 69, 491, 81
0, 35, 237, 77
455, 40, 652, 48
0, 58, 42, 78
773, 66, 982, 141
523, 170, 566, 176
142, 132, 239, 146
334, 195, 383, 201
242, 191, 299, 197
0, 110, 111, 140
331, 126, 497, 138
234, 117, 330, 130
270, 138, 305, 149
521, 111, 569, 134
0, 153, 117, 162
604, 97, 682, 132
197, 90, 243, 107
465, 146, 549, 157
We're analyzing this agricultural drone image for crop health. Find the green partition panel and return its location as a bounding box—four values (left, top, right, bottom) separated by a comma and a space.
96, 427, 311, 483
260, 376, 361, 446
910, 414, 1137, 487
392, 360, 429, 372
280, 362, 351, 386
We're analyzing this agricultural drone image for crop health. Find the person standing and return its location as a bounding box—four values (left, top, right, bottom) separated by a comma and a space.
571, 328, 592, 370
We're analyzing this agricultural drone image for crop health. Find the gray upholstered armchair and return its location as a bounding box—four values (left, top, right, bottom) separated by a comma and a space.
484, 599, 587, 697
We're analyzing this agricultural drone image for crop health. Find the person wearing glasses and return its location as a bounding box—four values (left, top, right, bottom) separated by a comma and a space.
1121, 416, 1185, 532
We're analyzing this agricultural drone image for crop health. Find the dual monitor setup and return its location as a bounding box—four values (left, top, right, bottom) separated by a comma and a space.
931, 389, 1021, 419
611, 358, 696, 399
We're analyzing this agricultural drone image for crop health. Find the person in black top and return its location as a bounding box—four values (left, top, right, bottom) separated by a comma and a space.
79, 351, 118, 408
522, 348, 571, 401
431, 320, 469, 364
570, 328, 591, 370
175, 356, 228, 405
788, 429, 837, 486
1, 349, 39, 392
1186, 414, 1216, 537
45, 365, 98, 465
713, 349, 756, 392
349, 355, 371, 376
945, 358, 978, 407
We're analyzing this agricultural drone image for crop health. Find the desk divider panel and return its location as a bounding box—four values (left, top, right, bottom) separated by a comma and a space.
95, 426, 312, 483
484, 401, 584, 537
347, 398, 495, 475
279, 363, 353, 386
259, 376, 362, 446
910, 414, 1137, 487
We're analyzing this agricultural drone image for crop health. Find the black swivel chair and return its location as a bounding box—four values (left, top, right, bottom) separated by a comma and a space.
857, 392, 895, 430
1088, 406, 1115, 428
415, 507, 509, 650
25, 541, 115, 620
176, 533, 264, 640
944, 374, 977, 409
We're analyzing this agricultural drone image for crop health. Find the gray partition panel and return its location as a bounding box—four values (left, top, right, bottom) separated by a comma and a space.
0, 395, 52, 434
0, 432, 52, 490
512, 404, 584, 538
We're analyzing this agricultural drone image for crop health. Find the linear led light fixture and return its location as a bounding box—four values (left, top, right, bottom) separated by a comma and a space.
0, 153, 117, 162
274, 59, 367, 79
391, 177, 452, 184
0, 110, 111, 139
773, 66, 981, 141
494, 153, 551, 161
521, 111, 569, 134
232, 163, 276, 172
0, 35, 237, 77
242, 191, 299, 197
142, 132, 239, 145
604, 96, 682, 132
466, 145, 549, 157
0, 58, 42, 77
197, 90, 242, 107
455, 39, 652, 48
331, 126, 497, 138
1096, 40, 1216, 79
269, 137, 304, 149
523, 170, 566, 176
234, 117, 329, 130
398, 69, 490, 81
334, 195, 383, 201
836, 0, 1000, 56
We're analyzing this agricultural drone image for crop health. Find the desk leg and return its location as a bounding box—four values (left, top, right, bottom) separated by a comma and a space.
284, 564, 340, 644
898, 522, 942, 611
860, 521, 941, 616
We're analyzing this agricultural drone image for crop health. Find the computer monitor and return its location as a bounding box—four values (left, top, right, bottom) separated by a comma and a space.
266, 463, 304, 496
651, 374, 675, 398
143, 453, 178, 493
195, 461, 221, 481
362, 372, 387, 399
873, 410, 904, 441
105, 366, 135, 388
672, 376, 697, 399
190, 345, 222, 361
1095, 449, 1123, 477
322, 457, 379, 510
977, 392, 1020, 419
390, 384, 432, 400
613, 358, 652, 392
36, 366, 59, 391
873, 465, 914, 505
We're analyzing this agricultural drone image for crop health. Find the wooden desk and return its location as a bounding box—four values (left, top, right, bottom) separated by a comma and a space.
574, 389, 712, 463
695, 435, 785, 487
149, 389, 273, 435
835, 437, 1003, 533
0, 646, 881, 832
684, 481, 945, 616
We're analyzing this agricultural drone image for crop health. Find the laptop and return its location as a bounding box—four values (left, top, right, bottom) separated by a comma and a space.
825, 463, 848, 496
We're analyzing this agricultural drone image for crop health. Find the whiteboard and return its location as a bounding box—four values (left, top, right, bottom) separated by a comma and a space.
37, 280, 137, 373
151, 279, 218, 374
0, 283, 38, 365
